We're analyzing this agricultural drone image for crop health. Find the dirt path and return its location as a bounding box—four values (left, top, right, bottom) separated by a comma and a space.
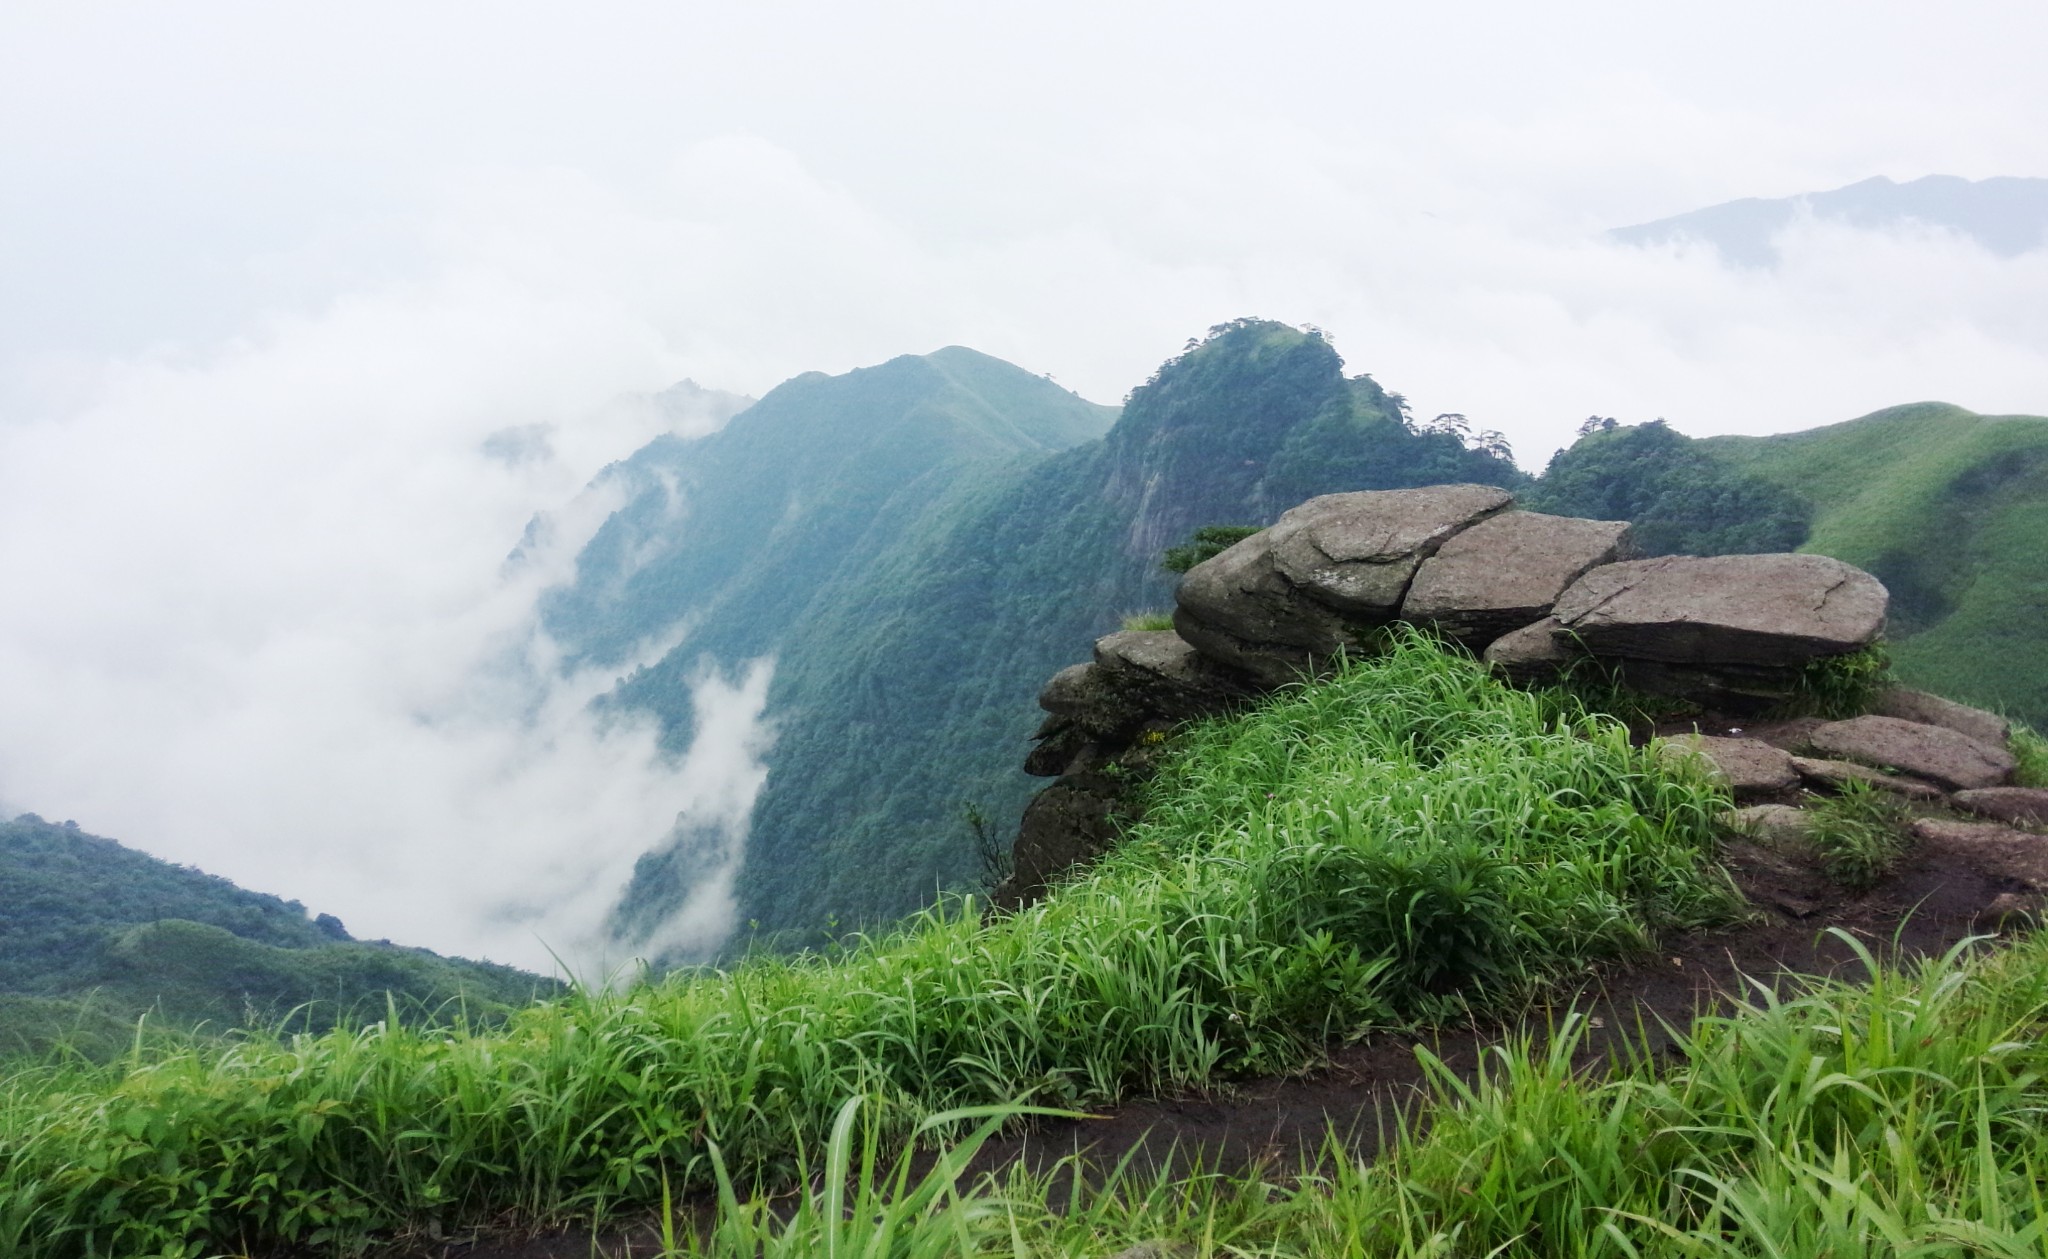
403, 819, 2026, 1259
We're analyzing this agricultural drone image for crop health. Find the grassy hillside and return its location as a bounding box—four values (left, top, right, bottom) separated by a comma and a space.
1701, 403, 2048, 728
0, 816, 558, 1058
0, 637, 1735, 1255
567, 321, 1525, 950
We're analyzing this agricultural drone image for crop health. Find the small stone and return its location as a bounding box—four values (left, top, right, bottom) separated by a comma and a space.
1789, 755, 1944, 799
1722, 803, 1817, 849
1807, 715, 2016, 791
1977, 892, 2040, 932
1663, 735, 1800, 797
1951, 787, 2048, 829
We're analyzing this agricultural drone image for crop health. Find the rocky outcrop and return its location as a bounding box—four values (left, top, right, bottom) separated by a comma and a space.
999, 483, 1915, 905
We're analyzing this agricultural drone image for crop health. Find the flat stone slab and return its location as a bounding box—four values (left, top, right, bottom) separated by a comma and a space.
1873, 687, 2010, 748
1806, 715, 2016, 791
1789, 755, 1945, 800
1402, 512, 1632, 649
1910, 818, 2048, 890
1265, 484, 1513, 619
1952, 787, 2048, 829
1722, 803, 1816, 849
1658, 734, 1799, 796
1550, 553, 1888, 667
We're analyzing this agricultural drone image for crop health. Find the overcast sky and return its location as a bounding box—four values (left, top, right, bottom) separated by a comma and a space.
3, 2, 2044, 970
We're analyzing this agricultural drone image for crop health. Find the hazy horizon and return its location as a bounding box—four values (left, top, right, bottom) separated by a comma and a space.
4, 2, 2045, 970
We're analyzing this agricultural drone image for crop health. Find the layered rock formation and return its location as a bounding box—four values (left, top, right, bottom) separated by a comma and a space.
999, 483, 1920, 905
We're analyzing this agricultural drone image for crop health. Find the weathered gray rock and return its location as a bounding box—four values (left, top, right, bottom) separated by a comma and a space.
1789, 755, 1944, 799
1265, 484, 1515, 618
1172, 540, 1356, 686
1093, 629, 1254, 718
1723, 803, 1817, 849
1550, 553, 1888, 667
1035, 662, 1149, 736
1023, 720, 1090, 778
1807, 715, 2016, 791
1173, 485, 1510, 685
1977, 891, 2040, 932
1482, 617, 1575, 684
1001, 773, 1127, 905
1952, 787, 2048, 828
1910, 818, 2048, 890
1403, 512, 1632, 648
1659, 734, 1799, 796
1873, 687, 2011, 748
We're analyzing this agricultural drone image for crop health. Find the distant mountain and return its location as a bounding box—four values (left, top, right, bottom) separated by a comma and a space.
0, 815, 558, 1059
1609, 174, 2048, 266
1532, 405, 2048, 732
544, 323, 1524, 954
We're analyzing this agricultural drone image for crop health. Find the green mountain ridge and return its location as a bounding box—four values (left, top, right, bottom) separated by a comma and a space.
553, 321, 1524, 952
0, 815, 559, 1059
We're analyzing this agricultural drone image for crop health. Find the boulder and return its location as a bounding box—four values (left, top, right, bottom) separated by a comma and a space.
1173, 485, 1510, 685
1806, 715, 2016, 791
1402, 512, 1632, 648
1722, 803, 1817, 849
1265, 484, 1514, 618
1171, 541, 1356, 687
1873, 687, 2011, 748
1789, 755, 1944, 800
1951, 787, 2048, 829
1550, 553, 1888, 667
1659, 734, 1799, 797
1481, 617, 1575, 684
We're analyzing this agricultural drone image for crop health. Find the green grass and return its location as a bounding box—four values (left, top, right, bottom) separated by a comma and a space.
0, 635, 1736, 1257
2012, 721, 2048, 790
651, 929, 2048, 1258
1120, 610, 1177, 632
1805, 780, 1913, 890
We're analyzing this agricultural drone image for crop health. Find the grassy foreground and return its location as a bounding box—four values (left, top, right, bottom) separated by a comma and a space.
0, 638, 1736, 1255
674, 930, 2048, 1258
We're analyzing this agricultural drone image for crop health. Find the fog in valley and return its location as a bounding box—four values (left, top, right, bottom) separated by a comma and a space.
2, 2, 2044, 971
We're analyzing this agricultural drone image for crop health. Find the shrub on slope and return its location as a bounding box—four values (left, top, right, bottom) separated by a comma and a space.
0, 637, 1735, 1257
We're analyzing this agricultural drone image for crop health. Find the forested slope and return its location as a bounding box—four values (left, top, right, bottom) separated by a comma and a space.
0, 816, 557, 1058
